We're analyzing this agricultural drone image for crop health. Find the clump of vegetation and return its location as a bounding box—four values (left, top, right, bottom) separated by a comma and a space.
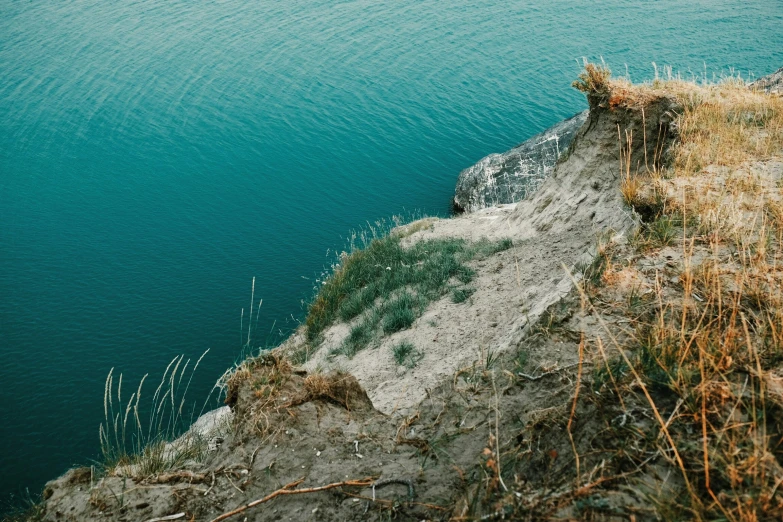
305, 229, 512, 356
98, 350, 219, 479
451, 286, 475, 303
1, 494, 46, 522
392, 341, 421, 368
381, 291, 420, 334
572, 62, 612, 99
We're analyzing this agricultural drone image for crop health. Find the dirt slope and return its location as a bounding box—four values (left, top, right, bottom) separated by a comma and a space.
281, 91, 678, 419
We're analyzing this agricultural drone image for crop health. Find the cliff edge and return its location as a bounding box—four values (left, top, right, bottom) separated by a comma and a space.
30, 64, 783, 522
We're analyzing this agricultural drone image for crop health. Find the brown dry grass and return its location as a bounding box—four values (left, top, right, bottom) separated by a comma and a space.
581, 66, 783, 520
289, 371, 371, 411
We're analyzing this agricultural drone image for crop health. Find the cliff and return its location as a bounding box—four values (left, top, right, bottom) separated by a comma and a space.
28, 64, 783, 522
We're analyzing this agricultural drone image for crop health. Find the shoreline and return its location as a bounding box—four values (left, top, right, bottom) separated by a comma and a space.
17, 63, 783, 521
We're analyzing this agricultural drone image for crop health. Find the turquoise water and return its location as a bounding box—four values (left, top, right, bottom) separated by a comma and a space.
1, 0, 781, 506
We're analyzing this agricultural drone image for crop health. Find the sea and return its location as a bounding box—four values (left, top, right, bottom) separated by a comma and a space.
1, 0, 781, 510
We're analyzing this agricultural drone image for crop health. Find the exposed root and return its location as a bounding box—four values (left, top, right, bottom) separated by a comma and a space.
208, 477, 376, 522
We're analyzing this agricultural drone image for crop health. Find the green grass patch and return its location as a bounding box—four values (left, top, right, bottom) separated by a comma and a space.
306, 233, 512, 355
381, 291, 419, 334
392, 341, 422, 368
631, 213, 683, 251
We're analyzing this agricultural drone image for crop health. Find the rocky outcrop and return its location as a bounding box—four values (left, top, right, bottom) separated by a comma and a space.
452, 110, 588, 213
750, 65, 783, 95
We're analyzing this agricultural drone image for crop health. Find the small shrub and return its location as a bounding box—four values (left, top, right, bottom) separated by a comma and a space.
572, 63, 612, 98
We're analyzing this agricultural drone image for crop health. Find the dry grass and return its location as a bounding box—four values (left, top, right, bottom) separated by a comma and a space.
290, 371, 371, 411
223, 352, 370, 425
582, 66, 783, 519
614, 74, 783, 234
98, 350, 214, 479
572, 62, 612, 99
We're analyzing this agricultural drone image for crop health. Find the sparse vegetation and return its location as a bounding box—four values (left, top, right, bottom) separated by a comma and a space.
573, 66, 783, 519
305, 230, 512, 357
451, 286, 475, 303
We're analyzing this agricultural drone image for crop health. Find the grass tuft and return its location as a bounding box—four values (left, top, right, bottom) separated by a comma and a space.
381, 292, 419, 334
392, 341, 421, 368
451, 286, 476, 304
98, 350, 219, 479
572, 62, 612, 99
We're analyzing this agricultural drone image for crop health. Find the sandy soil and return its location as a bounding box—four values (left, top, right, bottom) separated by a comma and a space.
281, 93, 678, 418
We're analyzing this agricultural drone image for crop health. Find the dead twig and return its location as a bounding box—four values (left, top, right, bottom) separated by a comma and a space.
209, 476, 375, 522
204, 471, 216, 496
249, 445, 261, 468
224, 472, 243, 494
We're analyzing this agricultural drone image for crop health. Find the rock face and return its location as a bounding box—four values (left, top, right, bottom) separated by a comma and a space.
452, 110, 588, 213
750, 65, 783, 95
